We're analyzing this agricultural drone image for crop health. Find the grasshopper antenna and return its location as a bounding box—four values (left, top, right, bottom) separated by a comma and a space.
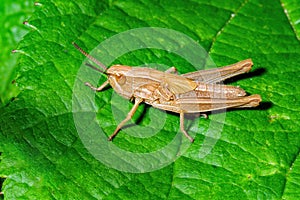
85, 63, 107, 74
72, 42, 107, 73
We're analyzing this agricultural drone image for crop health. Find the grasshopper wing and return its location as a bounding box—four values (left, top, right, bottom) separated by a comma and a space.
164, 74, 198, 94
182, 59, 253, 84
127, 67, 197, 94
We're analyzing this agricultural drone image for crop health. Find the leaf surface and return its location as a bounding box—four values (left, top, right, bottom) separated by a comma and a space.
1, 0, 299, 199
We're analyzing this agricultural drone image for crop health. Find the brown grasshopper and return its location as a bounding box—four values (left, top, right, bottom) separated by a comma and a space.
73, 42, 261, 142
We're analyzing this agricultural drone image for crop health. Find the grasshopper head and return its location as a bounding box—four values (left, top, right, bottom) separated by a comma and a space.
106, 65, 133, 99
106, 65, 131, 76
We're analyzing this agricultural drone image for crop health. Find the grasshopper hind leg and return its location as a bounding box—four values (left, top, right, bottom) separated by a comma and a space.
180, 113, 195, 143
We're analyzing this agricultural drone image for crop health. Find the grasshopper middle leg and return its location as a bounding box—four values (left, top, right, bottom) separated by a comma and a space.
180, 112, 194, 143
108, 98, 143, 141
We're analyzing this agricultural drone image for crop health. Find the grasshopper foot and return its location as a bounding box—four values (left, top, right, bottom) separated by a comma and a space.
107, 136, 114, 141
180, 128, 194, 143
85, 82, 98, 91
108, 129, 120, 141
185, 133, 194, 143
201, 113, 208, 119
85, 80, 109, 92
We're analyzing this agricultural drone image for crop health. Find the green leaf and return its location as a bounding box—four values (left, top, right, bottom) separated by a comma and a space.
283, 0, 300, 40
1, 0, 300, 199
283, 153, 300, 199
0, 0, 35, 106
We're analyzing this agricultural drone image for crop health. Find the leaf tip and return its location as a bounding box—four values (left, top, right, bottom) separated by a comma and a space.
34, 2, 43, 6
23, 21, 38, 30
11, 49, 25, 55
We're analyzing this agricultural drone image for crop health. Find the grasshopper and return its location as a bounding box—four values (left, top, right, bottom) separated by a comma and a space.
73, 42, 261, 142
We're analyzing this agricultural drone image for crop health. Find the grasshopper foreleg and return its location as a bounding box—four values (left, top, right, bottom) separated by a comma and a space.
108, 98, 143, 141
85, 80, 109, 92
180, 112, 194, 143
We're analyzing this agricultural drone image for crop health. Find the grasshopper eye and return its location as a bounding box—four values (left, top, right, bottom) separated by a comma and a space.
116, 75, 126, 85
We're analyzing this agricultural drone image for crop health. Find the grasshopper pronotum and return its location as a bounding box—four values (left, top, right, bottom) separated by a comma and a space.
73, 43, 261, 142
